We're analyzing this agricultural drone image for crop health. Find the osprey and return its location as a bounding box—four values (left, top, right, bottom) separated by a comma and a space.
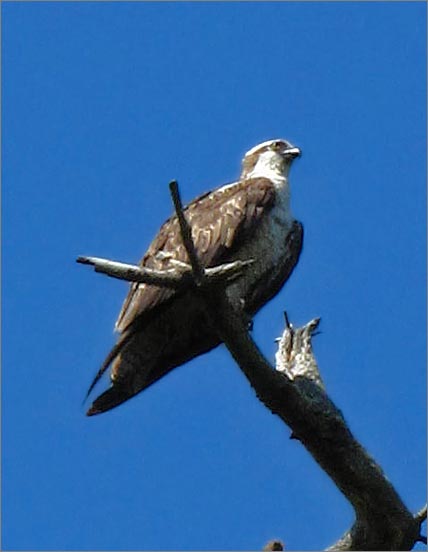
86, 139, 303, 415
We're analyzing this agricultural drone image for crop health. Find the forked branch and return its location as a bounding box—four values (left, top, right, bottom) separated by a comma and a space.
76, 256, 254, 288
167, 181, 424, 551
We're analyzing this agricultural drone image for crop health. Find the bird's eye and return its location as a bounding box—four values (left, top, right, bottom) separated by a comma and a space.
272, 141, 282, 150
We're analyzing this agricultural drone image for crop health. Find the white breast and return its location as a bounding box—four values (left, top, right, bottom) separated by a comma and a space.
225, 185, 294, 311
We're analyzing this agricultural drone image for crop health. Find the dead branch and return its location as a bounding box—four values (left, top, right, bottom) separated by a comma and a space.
167, 181, 423, 551
169, 180, 206, 285
76, 255, 254, 288
263, 540, 284, 551
415, 504, 427, 524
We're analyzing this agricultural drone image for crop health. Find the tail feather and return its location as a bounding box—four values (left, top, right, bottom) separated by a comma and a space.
85, 295, 220, 415
86, 385, 137, 416
85, 328, 135, 401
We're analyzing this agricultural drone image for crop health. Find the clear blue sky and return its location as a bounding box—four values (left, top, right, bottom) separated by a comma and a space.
2, 2, 426, 550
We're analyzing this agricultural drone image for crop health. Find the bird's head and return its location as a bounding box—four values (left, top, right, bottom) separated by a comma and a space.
241, 139, 301, 180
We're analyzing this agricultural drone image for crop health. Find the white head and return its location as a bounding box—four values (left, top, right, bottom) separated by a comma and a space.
241, 139, 301, 181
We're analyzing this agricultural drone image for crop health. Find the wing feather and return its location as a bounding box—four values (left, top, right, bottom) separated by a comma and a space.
115, 177, 276, 332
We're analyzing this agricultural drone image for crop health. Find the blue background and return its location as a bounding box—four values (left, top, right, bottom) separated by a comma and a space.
3, 2, 426, 550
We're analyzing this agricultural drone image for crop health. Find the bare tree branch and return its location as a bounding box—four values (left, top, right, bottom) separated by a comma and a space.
169, 180, 206, 285
415, 504, 427, 524
166, 181, 422, 551
263, 540, 284, 551
76, 255, 254, 288
414, 504, 427, 545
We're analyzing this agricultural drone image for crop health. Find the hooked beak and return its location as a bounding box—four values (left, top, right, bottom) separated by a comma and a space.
284, 146, 301, 159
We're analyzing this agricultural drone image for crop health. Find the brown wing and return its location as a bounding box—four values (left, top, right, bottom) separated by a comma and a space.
115, 177, 277, 332
85, 177, 280, 404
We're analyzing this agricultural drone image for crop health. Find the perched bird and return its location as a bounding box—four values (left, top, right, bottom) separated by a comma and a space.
86, 139, 303, 415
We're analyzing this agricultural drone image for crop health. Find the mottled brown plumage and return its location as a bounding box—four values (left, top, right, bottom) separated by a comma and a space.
86, 139, 302, 415
116, 178, 276, 330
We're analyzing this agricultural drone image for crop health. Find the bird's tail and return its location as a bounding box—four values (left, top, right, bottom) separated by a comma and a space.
86, 354, 174, 416
84, 325, 139, 406
86, 384, 139, 416
85, 322, 167, 416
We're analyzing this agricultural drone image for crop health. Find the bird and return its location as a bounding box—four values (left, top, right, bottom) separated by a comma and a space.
86, 138, 303, 416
